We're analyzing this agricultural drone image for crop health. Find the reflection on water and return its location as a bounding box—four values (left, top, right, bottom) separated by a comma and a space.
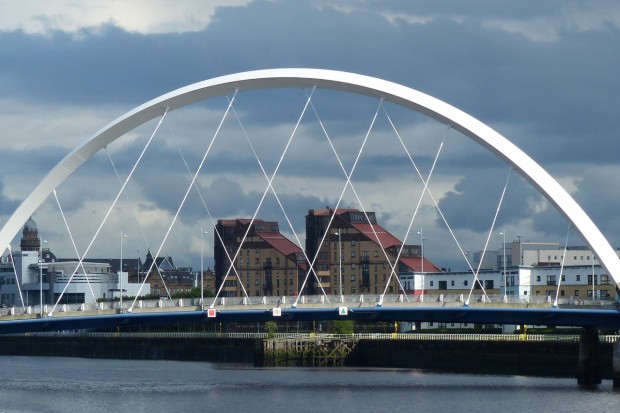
0, 356, 617, 413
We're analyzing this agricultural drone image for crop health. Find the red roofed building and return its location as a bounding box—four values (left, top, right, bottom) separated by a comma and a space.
305, 208, 441, 295
214, 219, 307, 297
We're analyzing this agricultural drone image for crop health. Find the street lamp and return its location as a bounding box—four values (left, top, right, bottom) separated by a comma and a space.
201, 227, 208, 308
592, 255, 595, 302
417, 229, 425, 296
500, 230, 507, 302
39, 239, 47, 317
120, 232, 127, 312
335, 231, 342, 300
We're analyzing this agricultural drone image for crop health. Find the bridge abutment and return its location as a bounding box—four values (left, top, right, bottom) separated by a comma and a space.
613, 339, 620, 388
577, 328, 601, 386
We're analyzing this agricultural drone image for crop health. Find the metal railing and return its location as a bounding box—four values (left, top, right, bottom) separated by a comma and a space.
47, 331, 619, 343
0, 293, 617, 317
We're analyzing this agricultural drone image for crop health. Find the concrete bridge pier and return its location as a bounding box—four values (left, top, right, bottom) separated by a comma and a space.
613, 339, 620, 388
577, 328, 601, 386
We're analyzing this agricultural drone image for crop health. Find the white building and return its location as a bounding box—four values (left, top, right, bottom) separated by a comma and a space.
400, 239, 619, 332
0, 217, 149, 308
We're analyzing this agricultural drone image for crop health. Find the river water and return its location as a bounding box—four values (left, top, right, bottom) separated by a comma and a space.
0, 356, 617, 413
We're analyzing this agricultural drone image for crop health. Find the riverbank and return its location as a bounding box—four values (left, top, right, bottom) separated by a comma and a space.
0, 333, 615, 379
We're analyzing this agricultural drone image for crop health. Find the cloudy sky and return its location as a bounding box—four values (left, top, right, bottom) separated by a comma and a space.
1, 0, 619, 273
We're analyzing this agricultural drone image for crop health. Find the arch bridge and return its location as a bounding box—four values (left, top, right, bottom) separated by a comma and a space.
0, 69, 618, 344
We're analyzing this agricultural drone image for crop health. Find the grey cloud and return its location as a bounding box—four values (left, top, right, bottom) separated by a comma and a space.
1, 0, 619, 269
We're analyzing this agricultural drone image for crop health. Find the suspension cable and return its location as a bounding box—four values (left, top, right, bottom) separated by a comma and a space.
133, 92, 238, 311
163, 116, 252, 303
48, 109, 169, 316
465, 168, 512, 305
382, 108, 450, 302
310, 98, 408, 304
294, 94, 383, 307
554, 225, 571, 307
6, 245, 26, 310
215, 87, 316, 307
49, 190, 99, 313
104, 147, 172, 300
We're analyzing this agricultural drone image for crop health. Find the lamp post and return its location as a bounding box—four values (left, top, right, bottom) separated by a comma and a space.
417, 229, 425, 294
592, 255, 595, 302
120, 232, 127, 312
500, 230, 507, 302
201, 227, 208, 308
39, 239, 47, 317
335, 231, 342, 300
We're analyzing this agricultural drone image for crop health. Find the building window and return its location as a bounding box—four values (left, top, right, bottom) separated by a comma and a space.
351, 251, 356, 258
536, 275, 541, 282
429, 281, 434, 286
351, 240, 356, 246
463, 280, 468, 286
574, 290, 579, 297
561, 274, 565, 282
576, 274, 581, 282
450, 280, 455, 286
546, 275, 556, 286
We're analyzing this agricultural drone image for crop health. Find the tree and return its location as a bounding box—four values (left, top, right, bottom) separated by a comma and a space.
264, 321, 278, 338
331, 320, 354, 335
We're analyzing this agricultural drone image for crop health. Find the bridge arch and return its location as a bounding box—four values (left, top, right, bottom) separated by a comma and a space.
1, 68, 618, 287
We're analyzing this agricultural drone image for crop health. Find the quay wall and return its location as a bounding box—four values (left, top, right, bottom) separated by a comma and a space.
0, 335, 259, 364
0, 335, 614, 378
353, 339, 615, 378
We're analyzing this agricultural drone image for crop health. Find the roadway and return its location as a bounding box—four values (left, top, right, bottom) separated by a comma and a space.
0, 294, 619, 334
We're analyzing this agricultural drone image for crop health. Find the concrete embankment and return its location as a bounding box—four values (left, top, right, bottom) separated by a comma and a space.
0, 335, 259, 364
353, 339, 614, 378
0, 334, 615, 379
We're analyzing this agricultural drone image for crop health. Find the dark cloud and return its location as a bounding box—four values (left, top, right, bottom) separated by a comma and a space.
0, 181, 20, 217
1, 0, 619, 270
437, 168, 544, 232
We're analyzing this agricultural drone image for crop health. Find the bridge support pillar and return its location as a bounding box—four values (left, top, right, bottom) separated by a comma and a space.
613, 339, 620, 388
577, 328, 601, 386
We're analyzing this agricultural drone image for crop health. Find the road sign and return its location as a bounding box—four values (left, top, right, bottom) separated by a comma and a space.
207, 308, 216, 318
272, 307, 282, 317
338, 306, 348, 316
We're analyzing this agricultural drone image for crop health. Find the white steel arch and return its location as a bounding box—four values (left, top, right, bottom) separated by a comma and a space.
1, 68, 619, 287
